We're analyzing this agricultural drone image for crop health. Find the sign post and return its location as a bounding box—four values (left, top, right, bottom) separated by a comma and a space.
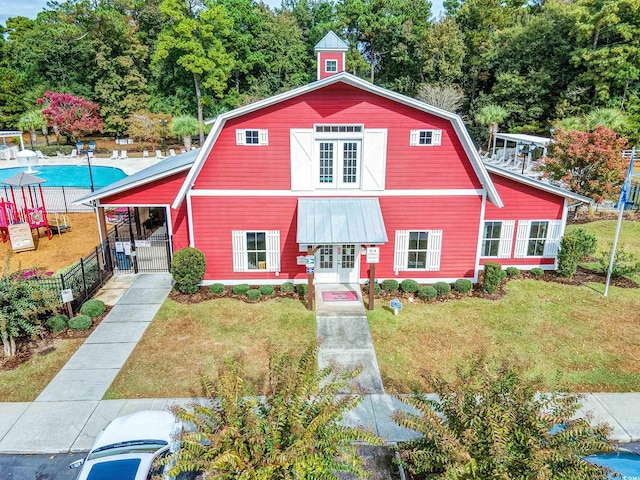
390, 298, 402, 317
366, 246, 380, 310
61, 288, 74, 318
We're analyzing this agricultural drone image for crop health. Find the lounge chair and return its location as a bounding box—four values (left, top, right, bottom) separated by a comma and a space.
142, 150, 149, 158
180, 148, 186, 154
155, 150, 165, 160
169, 149, 177, 157
36, 150, 48, 159
50, 212, 71, 236
110, 150, 119, 159
69, 149, 78, 158
119, 150, 128, 159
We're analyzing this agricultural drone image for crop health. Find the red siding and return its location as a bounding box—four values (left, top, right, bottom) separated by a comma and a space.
193, 83, 482, 192
318, 52, 344, 79
191, 194, 482, 281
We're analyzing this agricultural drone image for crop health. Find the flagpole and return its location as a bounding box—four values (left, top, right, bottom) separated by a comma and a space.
604, 147, 635, 296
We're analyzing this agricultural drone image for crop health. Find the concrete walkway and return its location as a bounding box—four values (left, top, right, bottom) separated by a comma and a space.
315, 284, 384, 394
0, 273, 173, 453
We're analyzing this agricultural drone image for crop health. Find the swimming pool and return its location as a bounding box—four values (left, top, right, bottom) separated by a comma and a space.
586, 451, 640, 478
0, 165, 127, 188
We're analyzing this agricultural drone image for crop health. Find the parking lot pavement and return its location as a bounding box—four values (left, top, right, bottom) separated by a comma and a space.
0, 452, 86, 479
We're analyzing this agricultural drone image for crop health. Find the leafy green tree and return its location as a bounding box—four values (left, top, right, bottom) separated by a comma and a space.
394, 355, 613, 479
475, 104, 508, 150
165, 347, 383, 479
421, 17, 466, 86
541, 126, 628, 203
17, 109, 46, 148
0, 272, 60, 357
170, 114, 198, 150
153, 0, 235, 145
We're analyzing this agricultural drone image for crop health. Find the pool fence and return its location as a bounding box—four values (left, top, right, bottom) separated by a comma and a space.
1, 186, 93, 213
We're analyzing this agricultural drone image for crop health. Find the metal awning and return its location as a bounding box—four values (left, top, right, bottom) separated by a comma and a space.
297, 198, 388, 244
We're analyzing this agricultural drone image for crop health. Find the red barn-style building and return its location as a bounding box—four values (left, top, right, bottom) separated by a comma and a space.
81, 33, 589, 286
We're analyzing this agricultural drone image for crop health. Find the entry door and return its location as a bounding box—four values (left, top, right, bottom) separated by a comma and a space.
315, 245, 359, 283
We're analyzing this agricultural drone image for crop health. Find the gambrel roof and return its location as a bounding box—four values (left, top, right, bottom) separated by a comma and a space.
172, 72, 505, 209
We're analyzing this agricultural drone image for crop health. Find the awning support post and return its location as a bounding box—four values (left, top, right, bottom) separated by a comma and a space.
307, 245, 314, 311
368, 259, 375, 310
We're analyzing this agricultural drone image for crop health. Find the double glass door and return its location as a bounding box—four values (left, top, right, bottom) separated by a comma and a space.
315, 244, 359, 283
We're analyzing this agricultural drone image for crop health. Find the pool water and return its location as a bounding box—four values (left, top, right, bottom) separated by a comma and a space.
0, 165, 127, 188
586, 451, 640, 478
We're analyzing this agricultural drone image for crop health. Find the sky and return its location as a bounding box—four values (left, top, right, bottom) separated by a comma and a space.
1, 0, 444, 27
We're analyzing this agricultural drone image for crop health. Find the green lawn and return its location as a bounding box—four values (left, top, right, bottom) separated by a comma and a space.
0, 339, 84, 402
105, 297, 316, 399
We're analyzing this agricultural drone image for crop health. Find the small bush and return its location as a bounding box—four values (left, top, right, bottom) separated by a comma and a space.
259, 285, 274, 296
571, 227, 598, 258
171, 247, 206, 294
596, 244, 640, 277
246, 289, 261, 302
557, 236, 581, 278
401, 279, 419, 294
531, 267, 544, 277
505, 267, 520, 277
381, 279, 399, 293
365, 283, 382, 295
297, 283, 308, 296
433, 281, 451, 297
68, 314, 92, 330
454, 279, 473, 294
233, 284, 250, 295
281, 282, 295, 293
483, 262, 502, 294
209, 283, 225, 295
79, 299, 106, 318
499, 270, 508, 280
418, 285, 437, 301
46, 314, 68, 333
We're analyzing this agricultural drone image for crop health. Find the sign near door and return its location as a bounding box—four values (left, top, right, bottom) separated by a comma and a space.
366, 247, 380, 263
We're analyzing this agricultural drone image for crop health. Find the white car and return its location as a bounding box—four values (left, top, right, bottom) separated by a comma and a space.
70, 410, 181, 480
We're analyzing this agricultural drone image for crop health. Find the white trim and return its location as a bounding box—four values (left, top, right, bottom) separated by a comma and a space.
172, 72, 503, 209
325, 59, 338, 73
475, 192, 487, 271
360, 276, 474, 284
480, 264, 556, 271
498, 220, 515, 258
543, 220, 563, 258
202, 279, 307, 286
188, 188, 485, 197
558, 197, 569, 269
187, 192, 195, 248
514, 220, 531, 258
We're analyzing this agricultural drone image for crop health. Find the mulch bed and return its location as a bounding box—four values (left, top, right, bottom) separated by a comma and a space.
0, 306, 111, 371
169, 285, 301, 305
567, 209, 640, 224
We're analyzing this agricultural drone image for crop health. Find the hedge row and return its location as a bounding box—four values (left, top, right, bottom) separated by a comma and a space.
366, 278, 473, 297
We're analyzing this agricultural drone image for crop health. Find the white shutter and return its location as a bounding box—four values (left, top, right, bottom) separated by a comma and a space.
498, 220, 515, 258
426, 230, 443, 271
393, 230, 409, 274
514, 220, 531, 258
259, 129, 269, 146
432, 130, 442, 146
232, 230, 247, 272
409, 130, 419, 146
266, 230, 280, 272
290, 129, 314, 190
543, 220, 563, 258
362, 129, 387, 191
236, 129, 245, 145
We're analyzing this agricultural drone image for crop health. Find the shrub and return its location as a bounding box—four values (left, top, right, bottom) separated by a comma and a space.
401, 279, 419, 294
365, 283, 382, 295
209, 283, 225, 295
531, 267, 544, 277
596, 244, 640, 277
418, 285, 437, 301
558, 235, 581, 277
483, 262, 502, 294
454, 279, 473, 294
393, 355, 612, 479
233, 284, 250, 295
40, 145, 74, 156
171, 247, 206, 294
281, 282, 295, 293
259, 284, 274, 296
433, 282, 451, 297
68, 314, 92, 330
499, 269, 508, 280
45, 314, 68, 333
296, 283, 308, 296
571, 227, 598, 258
381, 279, 399, 293
79, 299, 106, 318
505, 267, 520, 277
246, 289, 261, 302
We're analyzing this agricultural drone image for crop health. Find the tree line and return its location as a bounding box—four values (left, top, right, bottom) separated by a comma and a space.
0, 0, 638, 146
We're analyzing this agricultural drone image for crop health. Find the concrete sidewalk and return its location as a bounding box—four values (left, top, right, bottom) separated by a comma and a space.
0, 273, 173, 454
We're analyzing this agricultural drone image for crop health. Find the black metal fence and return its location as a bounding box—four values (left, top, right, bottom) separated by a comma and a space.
628, 180, 640, 210
107, 224, 172, 274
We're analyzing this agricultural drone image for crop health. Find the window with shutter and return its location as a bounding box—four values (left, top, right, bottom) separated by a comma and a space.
232, 230, 280, 272
515, 220, 560, 258
409, 129, 442, 146
394, 229, 443, 273
236, 129, 267, 146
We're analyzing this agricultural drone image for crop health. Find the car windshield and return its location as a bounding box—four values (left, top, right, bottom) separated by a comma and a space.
87, 440, 167, 460
86, 458, 141, 480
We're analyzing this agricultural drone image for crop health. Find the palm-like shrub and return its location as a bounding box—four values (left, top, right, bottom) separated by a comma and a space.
171, 247, 206, 294
170, 114, 199, 150
394, 355, 613, 479
165, 347, 383, 479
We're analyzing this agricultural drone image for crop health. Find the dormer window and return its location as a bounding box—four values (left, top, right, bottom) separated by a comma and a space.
236, 129, 268, 146
325, 60, 337, 73
410, 129, 442, 146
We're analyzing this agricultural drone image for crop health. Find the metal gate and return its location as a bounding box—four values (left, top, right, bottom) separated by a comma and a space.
106, 223, 172, 273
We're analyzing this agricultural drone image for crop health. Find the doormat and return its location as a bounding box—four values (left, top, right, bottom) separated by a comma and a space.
322, 291, 359, 302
